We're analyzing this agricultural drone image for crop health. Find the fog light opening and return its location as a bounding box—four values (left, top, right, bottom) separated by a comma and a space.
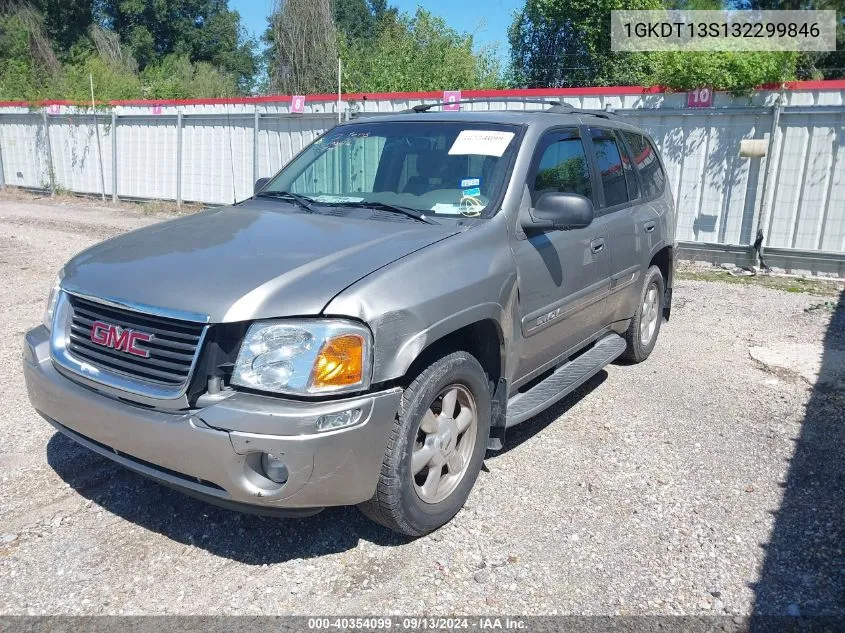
316, 407, 363, 432
260, 452, 289, 484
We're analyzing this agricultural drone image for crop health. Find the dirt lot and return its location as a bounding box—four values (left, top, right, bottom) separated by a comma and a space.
0, 197, 843, 616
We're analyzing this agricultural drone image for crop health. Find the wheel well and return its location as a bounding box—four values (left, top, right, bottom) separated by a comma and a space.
650, 245, 674, 319
404, 320, 503, 387
650, 245, 672, 286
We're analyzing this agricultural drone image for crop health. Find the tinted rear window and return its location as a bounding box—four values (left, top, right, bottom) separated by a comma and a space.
620, 131, 666, 198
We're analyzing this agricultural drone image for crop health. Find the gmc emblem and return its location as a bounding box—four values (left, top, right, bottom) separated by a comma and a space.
90, 321, 154, 358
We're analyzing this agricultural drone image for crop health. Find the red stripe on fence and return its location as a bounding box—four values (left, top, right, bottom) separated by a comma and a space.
0, 80, 842, 109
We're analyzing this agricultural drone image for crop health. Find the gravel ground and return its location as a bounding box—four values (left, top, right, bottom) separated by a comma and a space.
0, 198, 843, 616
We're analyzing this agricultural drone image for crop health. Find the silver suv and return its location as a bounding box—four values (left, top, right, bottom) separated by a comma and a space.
24, 106, 675, 536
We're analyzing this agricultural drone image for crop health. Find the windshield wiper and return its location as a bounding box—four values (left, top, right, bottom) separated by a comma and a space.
326, 201, 439, 225
255, 191, 319, 214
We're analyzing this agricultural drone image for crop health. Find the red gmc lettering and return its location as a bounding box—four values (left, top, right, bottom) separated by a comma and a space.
90, 321, 153, 358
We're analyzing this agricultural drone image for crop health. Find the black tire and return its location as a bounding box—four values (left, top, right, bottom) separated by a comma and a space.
358, 351, 491, 536
621, 264, 665, 363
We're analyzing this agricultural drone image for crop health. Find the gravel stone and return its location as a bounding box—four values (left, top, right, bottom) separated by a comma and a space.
473, 569, 491, 584
0, 198, 843, 616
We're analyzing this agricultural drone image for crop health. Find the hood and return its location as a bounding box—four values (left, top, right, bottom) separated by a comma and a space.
61, 200, 461, 323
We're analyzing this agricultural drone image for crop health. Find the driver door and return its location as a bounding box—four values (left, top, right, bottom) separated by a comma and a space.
511, 128, 612, 382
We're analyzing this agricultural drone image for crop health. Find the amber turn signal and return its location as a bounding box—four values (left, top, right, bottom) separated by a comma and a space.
310, 334, 365, 389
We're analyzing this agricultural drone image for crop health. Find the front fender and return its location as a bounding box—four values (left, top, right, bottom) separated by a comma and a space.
377, 302, 507, 382
322, 220, 516, 384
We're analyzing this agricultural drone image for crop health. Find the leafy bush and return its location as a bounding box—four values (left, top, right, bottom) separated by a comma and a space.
140, 55, 237, 99
340, 8, 504, 93
651, 50, 798, 95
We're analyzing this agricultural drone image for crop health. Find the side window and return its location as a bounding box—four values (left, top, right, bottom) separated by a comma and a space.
531, 134, 593, 205
620, 131, 666, 198
589, 128, 628, 208
615, 131, 640, 201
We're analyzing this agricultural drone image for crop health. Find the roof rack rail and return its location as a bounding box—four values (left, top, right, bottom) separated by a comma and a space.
401, 97, 565, 113
398, 98, 621, 120
545, 103, 620, 120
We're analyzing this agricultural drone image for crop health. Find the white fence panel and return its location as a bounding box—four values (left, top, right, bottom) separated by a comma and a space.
181, 115, 254, 205
0, 114, 49, 189
1, 87, 844, 258
115, 116, 178, 200
49, 114, 113, 196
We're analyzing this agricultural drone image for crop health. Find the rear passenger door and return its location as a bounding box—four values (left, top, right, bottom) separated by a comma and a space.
586, 127, 656, 323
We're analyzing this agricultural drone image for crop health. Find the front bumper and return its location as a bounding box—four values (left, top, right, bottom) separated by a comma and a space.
23, 325, 402, 512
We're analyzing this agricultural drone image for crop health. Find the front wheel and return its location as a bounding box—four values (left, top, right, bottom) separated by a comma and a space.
358, 351, 491, 536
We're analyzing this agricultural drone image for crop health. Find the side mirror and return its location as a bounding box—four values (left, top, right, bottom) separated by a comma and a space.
521, 192, 594, 232
254, 177, 270, 194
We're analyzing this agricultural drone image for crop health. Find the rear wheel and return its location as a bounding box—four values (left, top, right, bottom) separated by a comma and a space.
358, 351, 490, 536
622, 265, 664, 363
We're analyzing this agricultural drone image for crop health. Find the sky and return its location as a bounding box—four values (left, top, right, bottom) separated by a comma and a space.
229, 0, 523, 62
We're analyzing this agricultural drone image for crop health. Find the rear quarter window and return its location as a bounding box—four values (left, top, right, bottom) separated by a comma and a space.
620, 131, 666, 198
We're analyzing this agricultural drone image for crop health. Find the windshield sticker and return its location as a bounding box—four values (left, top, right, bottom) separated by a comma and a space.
448, 130, 515, 157
462, 186, 481, 197
313, 195, 365, 203
431, 203, 464, 215
459, 195, 484, 216
460, 177, 480, 188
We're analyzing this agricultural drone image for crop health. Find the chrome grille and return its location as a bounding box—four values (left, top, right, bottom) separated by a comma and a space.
65, 294, 205, 388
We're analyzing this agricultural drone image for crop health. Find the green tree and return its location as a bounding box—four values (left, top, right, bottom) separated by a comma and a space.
341, 8, 503, 92
508, 0, 664, 88
745, 0, 845, 80
265, 0, 339, 93
331, 0, 396, 42
96, 0, 257, 92
0, 7, 65, 100
29, 0, 93, 55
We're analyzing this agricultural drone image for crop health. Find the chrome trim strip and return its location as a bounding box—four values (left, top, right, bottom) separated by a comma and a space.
61, 286, 211, 324
50, 291, 208, 403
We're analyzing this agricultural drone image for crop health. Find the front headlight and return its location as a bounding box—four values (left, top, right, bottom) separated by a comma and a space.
231, 319, 372, 395
43, 275, 62, 331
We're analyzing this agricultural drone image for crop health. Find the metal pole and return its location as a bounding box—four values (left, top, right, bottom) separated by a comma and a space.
42, 110, 55, 195
111, 111, 118, 203
176, 111, 183, 208
755, 94, 783, 242
253, 108, 259, 187
90, 74, 106, 201
337, 57, 342, 124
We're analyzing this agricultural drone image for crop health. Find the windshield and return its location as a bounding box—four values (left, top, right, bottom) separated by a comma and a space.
262, 121, 521, 219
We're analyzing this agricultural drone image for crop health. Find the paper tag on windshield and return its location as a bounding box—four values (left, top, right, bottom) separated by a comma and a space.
449, 130, 514, 157
431, 203, 464, 215
313, 195, 364, 203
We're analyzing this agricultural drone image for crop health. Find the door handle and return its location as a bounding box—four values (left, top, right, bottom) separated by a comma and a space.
590, 238, 605, 253
644, 221, 656, 233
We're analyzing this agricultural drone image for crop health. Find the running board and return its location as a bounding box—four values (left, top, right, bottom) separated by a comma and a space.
505, 333, 626, 428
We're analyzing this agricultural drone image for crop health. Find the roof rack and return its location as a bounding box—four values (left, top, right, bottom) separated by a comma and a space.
401, 97, 565, 113
401, 98, 620, 120
545, 103, 620, 120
